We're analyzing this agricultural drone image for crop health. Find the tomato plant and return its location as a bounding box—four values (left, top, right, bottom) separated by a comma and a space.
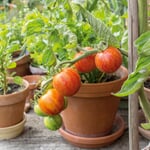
44, 114, 62, 131
95, 47, 122, 73
74, 47, 96, 73
38, 89, 65, 116
52, 68, 81, 96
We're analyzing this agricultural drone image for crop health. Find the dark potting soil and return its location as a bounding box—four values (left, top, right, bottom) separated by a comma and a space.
144, 79, 150, 89
0, 83, 23, 95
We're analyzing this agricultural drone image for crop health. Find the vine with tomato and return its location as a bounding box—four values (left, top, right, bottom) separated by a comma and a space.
27, 2, 128, 131
33, 44, 125, 131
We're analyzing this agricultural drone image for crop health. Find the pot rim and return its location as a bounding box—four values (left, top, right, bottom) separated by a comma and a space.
0, 77, 29, 98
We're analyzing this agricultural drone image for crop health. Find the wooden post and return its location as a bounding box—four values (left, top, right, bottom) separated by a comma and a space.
128, 0, 139, 150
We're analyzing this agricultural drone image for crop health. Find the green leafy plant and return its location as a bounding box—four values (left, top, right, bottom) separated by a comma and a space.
22, 0, 127, 71
0, 23, 23, 95
115, 31, 150, 129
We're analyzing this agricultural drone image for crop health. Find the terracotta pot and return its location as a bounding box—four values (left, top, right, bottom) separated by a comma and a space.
144, 87, 150, 102
61, 66, 128, 138
59, 114, 125, 148
0, 78, 29, 128
23, 75, 42, 100
23, 75, 42, 112
138, 110, 150, 140
7, 51, 31, 76
0, 113, 26, 140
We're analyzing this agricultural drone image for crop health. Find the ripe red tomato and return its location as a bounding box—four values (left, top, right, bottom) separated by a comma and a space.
74, 47, 96, 73
95, 47, 122, 73
52, 68, 81, 96
38, 89, 65, 116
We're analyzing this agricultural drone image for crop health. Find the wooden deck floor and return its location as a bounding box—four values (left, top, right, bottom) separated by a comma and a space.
0, 109, 149, 150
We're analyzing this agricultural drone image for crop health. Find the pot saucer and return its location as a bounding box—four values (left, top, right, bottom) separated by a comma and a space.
59, 115, 125, 148
0, 113, 26, 140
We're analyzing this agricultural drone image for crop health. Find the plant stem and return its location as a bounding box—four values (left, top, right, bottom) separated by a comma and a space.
55, 48, 99, 69
138, 87, 150, 122
98, 72, 105, 82
1, 54, 7, 95
138, 0, 148, 34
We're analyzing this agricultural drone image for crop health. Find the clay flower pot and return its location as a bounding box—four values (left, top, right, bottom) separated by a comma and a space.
0, 113, 26, 140
138, 110, 150, 140
7, 50, 31, 76
0, 78, 29, 130
60, 66, 128, 148
23, 75, 42, 112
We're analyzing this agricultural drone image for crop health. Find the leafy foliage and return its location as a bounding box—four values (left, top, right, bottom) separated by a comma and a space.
114, 31, 150, 97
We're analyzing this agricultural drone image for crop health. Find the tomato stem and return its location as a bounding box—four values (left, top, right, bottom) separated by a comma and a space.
98, 72, 105, 82
55, 47, 99, 69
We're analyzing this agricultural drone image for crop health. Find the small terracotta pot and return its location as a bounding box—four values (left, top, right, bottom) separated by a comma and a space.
0, 78, 29, 127
61, 66, 128, 138
23, 75, 42, 100
0, 113, 26, 140
7, 51, 31, 76
144, 87, 150, 102
23, 75, 42, 112
138, 110, 150, 140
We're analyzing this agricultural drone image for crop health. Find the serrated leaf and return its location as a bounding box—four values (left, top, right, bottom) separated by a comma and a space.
141, 122, 150, 130
77, 4, 119, 47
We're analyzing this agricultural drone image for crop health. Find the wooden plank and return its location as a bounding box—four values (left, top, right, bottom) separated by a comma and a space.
128, 0, 139, 150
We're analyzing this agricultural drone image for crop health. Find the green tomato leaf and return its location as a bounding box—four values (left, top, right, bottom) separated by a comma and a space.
77, 4, 119, 47
42, 47, 56, 67
22, 18, 45, 36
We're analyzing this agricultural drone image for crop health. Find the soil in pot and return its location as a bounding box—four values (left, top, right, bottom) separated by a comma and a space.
144, 78, 150, 101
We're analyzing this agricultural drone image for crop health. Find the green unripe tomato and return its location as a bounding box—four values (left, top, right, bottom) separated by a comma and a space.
34, 104, 47, 117
44, 114, 62, 131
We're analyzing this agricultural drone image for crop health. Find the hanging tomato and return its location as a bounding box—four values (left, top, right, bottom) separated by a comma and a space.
53, 68, 81, 96
38, 88, 65, 116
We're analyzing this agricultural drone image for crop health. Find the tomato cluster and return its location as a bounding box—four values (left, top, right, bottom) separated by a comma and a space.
34, 46, 122, 131
74, 46, 122, 73
34, 68, 81, 131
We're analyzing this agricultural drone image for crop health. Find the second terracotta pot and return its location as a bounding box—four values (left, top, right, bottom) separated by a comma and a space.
0, 78, 29, 127
61, 66, 128, 137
